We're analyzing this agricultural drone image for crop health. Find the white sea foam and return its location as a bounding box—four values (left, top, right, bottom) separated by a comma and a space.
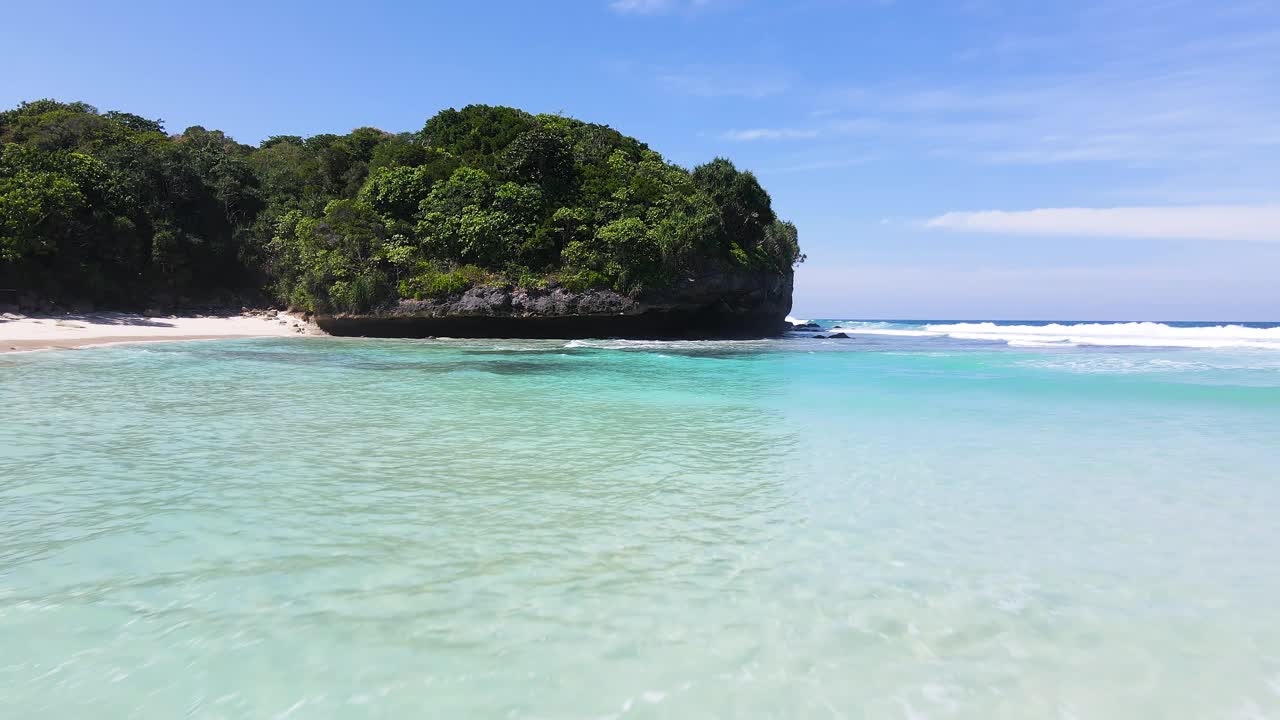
831, 326, 935, 337
785, 315, 809, 326
1006, 339, 1076, 348
563, 338, 777, 352
828, 321, 1280, 350
1018, 355, 1280, 375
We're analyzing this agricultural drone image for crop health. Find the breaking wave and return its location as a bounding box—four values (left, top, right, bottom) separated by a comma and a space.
828, 321, 1280, 350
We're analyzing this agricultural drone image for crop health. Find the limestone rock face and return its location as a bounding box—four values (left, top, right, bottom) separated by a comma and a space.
316, 271, 794, 339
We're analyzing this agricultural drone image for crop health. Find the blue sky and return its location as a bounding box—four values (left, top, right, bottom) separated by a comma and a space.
4, 0, 1279, 319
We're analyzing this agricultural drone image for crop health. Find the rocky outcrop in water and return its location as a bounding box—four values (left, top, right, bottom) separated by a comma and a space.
316, 271, 793, 339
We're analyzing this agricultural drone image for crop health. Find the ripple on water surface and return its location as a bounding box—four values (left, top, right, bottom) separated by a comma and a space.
1, 336, 1279, 718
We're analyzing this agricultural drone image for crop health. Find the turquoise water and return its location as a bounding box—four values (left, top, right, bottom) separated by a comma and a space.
2, 325, 1279, 718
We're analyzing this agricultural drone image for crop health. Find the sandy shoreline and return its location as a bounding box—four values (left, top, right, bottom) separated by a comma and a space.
0, 311, 322, 353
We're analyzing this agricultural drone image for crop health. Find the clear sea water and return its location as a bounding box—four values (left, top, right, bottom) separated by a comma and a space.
2, 320, 1279, 719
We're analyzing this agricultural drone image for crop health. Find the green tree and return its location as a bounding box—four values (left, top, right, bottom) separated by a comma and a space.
359, 149, 460, 223
368, 133, 428, 173
0, 147, 87, 260
415, 168, 544, 268
502, 127, 575, 199
268, 200, 389, 312
762, 220, 804, 270
420, 105, 537, 170
691, 157, 777, 259
0, 98, 798, 311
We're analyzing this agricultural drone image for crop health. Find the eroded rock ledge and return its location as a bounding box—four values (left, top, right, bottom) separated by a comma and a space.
315, 271, 793, 339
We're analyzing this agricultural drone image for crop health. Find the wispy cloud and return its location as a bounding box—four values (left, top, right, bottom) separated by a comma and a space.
816, 3, 1280, 170
891, 69, 1280, 165
795, 258, 1280, 320
760, 156, 873, 174
609, 0, 717, 16
719, 118, 880, 141
721, 127, 820, 141
926, 206, 1280, 243
655, 65, 790, 98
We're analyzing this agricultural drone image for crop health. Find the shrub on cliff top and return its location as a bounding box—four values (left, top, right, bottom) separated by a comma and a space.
0, 100, 801, 311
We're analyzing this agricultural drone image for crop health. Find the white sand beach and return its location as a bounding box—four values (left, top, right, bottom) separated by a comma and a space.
0, 311, 321, 353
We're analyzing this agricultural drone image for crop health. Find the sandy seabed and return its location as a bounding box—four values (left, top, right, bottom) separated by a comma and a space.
0, 311, 321, 353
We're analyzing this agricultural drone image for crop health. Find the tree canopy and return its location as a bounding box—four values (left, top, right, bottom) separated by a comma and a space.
0, 100, 802, 311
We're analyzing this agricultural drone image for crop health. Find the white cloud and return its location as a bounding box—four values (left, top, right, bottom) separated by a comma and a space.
609, 0, 715, 16
721, 128, 820, 141
925, 206, 1280, 243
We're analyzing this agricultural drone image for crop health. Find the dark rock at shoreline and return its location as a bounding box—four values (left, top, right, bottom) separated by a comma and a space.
316, 270, 793, 340
790, 322, 823, 330
829, 332, 851, 339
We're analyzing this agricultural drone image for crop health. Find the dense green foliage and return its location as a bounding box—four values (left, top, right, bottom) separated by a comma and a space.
1, 100, 802, 311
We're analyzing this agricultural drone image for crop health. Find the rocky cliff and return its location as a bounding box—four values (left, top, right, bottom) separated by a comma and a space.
315, 271, 793, 339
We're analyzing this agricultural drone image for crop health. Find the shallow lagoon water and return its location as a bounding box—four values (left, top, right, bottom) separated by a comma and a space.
2, 326, 1279, 718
